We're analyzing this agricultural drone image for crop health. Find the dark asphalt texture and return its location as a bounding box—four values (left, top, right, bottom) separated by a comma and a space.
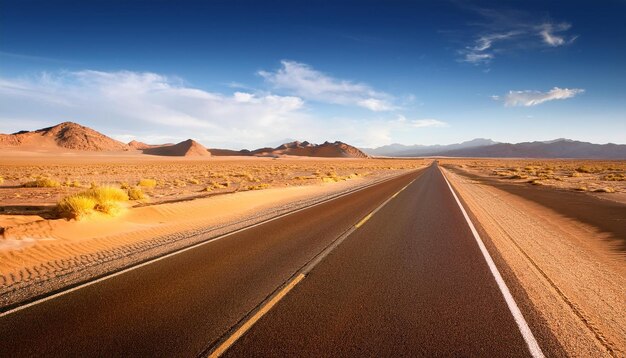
0, 169, 421, 357
224, 163, 534, 357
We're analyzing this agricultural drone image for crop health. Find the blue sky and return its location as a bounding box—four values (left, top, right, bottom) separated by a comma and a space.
1, 0, 625, 149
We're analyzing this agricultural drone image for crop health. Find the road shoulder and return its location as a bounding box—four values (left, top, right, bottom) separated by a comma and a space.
443, 167, 625, 357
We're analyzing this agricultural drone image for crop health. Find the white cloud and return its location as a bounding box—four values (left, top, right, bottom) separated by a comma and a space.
0, 69, 433, 148
463, 52, 494, 64
500, 87, 584, 106
411, 119, 449, 128
357, 98, 395, 111
395, 115, 449, 128
0, 70, 309, 148
259, 60, 395, 111
539, 22, 575, 47
456, 9, 577, 65
461, 31, 520, 64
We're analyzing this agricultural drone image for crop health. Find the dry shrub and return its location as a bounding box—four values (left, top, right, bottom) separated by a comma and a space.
57, 186, 129, 219
246, 183, 271, 190
127, 187, 147, 200
138, 178, 157, 188
23, 177, 61, 188
57, 195, 98, 219
0, 176, 4, 185
86, 186, 129, 202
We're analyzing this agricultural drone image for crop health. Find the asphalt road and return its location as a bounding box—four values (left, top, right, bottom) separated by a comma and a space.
0, 168, 420, 357
222, 163, 536, 357
0, 163, 552, 357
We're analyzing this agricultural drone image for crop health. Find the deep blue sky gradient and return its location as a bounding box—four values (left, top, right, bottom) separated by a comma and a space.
1, 0, 625, 146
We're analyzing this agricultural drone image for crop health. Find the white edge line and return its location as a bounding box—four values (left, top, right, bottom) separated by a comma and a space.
0, 169, 423, 318
440, 168, 545, 358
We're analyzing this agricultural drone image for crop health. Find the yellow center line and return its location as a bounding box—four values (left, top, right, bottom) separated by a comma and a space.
355, 212, 374, 228
208, 273, 306, 358
208, 177, 417, 357
356, 181, 411, 229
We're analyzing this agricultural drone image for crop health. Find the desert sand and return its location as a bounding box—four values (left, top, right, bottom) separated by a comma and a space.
0, 150, 423, 307
443, 167, 625, 357
439, 158, 626, 197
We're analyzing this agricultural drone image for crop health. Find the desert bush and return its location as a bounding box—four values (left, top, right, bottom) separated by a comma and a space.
86, 186, 129, 202
188, 178, 201, 185
57, 186, 129, 219
246, 183, 271, 190
138, 178, 157, 188
57, 195, 98, 219
0, 176, 3, 185
208, 181, 229, 189
575, 166, 592, 173
510, 174, 528, 180
127, 187, 147, 200
23, 177, 61, 188
322, 177, 340, 183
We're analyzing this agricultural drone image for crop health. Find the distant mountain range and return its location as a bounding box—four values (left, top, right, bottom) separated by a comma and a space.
0, 122, 369, 158
362, 138, 497, 157
362, 138, 626, 159
211, 140, 369, 158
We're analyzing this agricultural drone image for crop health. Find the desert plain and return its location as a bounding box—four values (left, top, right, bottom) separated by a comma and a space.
0, 124, 624, 357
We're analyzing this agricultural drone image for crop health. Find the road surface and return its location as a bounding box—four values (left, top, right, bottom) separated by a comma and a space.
0, 163, 557, 357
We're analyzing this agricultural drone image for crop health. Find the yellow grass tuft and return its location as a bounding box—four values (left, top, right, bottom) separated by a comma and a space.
23, 177, 61, 188
57, 195, 98, 219
0, 176, 3, 185
86, 186, 129, 202
246, 183, 271, 190
127, 187, 147, 200
57, 186, 129, 220
138, 178, 157, 188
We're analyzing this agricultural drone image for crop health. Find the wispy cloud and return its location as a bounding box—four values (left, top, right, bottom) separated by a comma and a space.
395, 115, 449, 128
496, 87, 584, 106
0, 70, 310, 148
538, 22, 577, 46
0, 68, 440, 148
457, 8, 577, 65
259, 60, 395, 111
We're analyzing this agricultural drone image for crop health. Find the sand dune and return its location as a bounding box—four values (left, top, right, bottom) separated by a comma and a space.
0, 122, 128, 151
142, 139, 211, 157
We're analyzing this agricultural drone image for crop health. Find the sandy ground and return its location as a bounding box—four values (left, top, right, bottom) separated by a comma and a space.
0, 163, 420, 308
0, 151, 422, 211
443, 168, 625, 357
439, 158, 626, 199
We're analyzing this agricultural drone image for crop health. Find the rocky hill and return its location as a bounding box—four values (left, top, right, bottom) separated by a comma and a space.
0, 122, 128, 151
